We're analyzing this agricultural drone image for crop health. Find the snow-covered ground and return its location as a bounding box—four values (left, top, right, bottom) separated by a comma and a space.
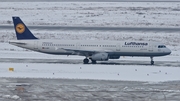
1, 2, 180, 28
0, 2, 180, 82
0, 42, 179, 82
1, 63, 180, 82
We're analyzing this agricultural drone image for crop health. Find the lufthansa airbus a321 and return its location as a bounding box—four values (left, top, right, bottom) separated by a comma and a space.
9, 17, 171, 65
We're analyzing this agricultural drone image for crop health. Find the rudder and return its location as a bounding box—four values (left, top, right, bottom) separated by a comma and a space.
12, 17, 38, 40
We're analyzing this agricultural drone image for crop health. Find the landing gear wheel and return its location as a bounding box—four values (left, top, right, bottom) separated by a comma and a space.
83, 58, 89, 64
151, 61, 154, 65
91, 60, 97, 64
150, 57, 154, 65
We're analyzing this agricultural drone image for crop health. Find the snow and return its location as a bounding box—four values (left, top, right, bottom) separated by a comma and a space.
0, 63, 180, 82
0, 42, 177, 83
1, 2, 180, 28
1, 94, 20, 100
0, 43, 179, 82
0, 2, 179, 82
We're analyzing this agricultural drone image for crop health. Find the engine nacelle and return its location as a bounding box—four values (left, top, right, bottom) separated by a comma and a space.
91, 53, 108, 61
109, 55, 120, 59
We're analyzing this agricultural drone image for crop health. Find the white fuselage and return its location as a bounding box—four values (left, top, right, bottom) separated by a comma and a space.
9, 39, 171, 59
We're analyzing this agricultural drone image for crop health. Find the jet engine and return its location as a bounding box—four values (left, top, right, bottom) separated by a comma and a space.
91, 53, 108, 61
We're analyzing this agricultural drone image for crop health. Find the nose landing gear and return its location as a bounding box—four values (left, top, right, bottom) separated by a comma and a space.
150, 57, 154, 65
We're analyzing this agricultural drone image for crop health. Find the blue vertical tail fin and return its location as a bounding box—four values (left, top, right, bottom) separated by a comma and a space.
12, 17, 38, 40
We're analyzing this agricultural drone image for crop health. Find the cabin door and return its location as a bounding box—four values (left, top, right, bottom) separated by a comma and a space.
148, 44, 153, 52
34, 41, 38, 50
76, 43, 80, 49
116, 43, 121, 51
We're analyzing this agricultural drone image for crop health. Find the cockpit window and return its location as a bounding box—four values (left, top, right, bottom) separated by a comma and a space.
158, 45, 166, 48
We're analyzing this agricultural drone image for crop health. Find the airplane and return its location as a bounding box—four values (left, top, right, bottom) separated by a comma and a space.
9, 17, 171, 65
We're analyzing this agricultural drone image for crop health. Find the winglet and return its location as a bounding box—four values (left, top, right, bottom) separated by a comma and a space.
12, 17, 38, 40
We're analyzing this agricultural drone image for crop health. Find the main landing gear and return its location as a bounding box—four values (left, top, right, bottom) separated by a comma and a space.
91, 59, 97, 64
83, 58, 97, 64
150, 57, 154, 65
83, 58, 89, 64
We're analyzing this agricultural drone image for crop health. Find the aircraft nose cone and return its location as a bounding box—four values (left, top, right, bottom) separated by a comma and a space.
167, 48, 171, 55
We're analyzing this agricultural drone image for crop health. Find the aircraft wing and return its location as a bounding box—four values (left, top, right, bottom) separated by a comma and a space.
60, 48, 113, 55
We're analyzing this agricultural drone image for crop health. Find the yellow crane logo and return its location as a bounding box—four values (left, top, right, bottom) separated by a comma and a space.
16, 23, 25, 34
